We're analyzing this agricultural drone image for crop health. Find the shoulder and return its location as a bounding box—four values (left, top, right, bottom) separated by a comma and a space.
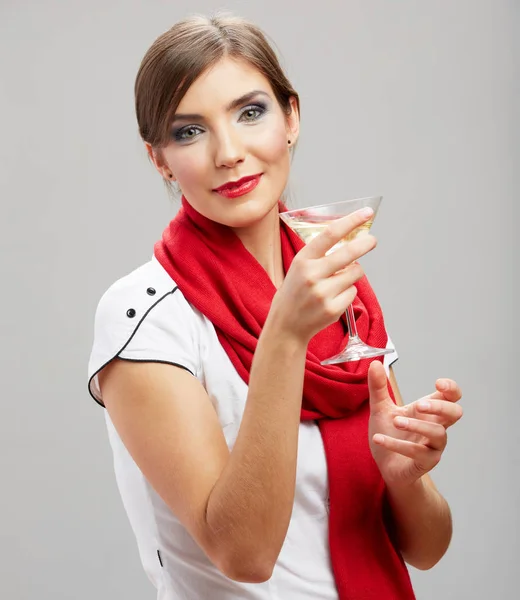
97, 256, 177, 315
88, 257, 202, 406
92, 257, 185, 348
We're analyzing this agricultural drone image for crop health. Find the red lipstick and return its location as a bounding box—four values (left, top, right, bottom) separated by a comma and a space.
213, 174, 262, 198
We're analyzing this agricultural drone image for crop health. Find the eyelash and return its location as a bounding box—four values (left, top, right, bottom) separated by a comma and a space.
240, 103, 267, 122
172, 103, 267, 142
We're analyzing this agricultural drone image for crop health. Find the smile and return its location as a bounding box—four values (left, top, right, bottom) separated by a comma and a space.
213, 174, 263, 198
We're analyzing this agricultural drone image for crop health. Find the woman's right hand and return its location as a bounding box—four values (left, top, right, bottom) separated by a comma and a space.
269, 207, 377, 344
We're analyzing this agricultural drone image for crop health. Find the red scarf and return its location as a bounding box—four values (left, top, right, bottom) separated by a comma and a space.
155, 197, 415, 599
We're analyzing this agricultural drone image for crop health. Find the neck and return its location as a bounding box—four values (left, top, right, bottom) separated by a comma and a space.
231, 204, 285, 289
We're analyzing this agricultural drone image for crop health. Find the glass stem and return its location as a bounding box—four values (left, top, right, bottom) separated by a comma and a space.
345, 304, 361, 343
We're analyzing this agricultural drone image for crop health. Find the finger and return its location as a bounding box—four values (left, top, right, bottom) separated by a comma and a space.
324, 284, 359, 319
393, 416, 447, 451
368, 361, 390, 410
414, 399, 463, 426
301, 207, 374, 259
316, 261, 364, 299
433, 379, 462, 402
372, 434, 441, 468
319, 234, 377, 278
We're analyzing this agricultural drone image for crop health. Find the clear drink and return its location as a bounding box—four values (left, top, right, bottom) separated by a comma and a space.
289, 218, 374, 250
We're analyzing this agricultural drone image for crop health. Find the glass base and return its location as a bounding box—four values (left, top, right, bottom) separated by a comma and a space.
320, 338, 394, 365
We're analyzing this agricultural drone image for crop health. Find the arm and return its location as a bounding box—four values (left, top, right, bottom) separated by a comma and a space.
98, 209, 375, 583
99, 318, 306, 584
385, 366, 453, 570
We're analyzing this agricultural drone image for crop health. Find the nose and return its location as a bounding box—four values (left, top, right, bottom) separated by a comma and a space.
214, 127, 245, 169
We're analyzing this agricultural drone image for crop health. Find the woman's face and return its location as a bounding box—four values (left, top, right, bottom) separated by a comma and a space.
149, 57, 299, 229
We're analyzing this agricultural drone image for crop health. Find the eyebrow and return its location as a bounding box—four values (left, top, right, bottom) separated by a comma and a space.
172, 90, 270, 122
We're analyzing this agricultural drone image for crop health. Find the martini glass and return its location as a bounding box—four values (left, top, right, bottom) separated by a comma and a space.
280, 196, 393, 365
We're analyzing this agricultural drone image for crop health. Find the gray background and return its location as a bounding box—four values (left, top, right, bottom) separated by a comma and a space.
1, 0, 517, 598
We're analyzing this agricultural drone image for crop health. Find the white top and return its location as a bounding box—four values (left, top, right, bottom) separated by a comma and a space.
88, 256, 398, 600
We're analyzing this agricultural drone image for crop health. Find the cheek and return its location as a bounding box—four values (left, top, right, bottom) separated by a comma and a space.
255, 125, 289, 164
250, 129, 290, 198
163, 147, 207, 189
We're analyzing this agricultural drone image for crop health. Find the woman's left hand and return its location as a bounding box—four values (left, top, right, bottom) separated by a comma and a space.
367, 361, 463, 488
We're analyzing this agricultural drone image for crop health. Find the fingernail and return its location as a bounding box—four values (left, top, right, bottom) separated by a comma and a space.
361, 207, 373, 218
418, 400, 431, 411
438, 380, 449, 391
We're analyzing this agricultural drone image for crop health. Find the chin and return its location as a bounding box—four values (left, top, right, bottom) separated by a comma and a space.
206, 192, 281, 229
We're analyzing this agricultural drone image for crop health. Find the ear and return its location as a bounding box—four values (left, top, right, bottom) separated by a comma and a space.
144, 143, 177, 182
286, 96, 300, 144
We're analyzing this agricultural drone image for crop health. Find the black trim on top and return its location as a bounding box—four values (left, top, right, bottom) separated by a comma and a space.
117, 357, 194, 376
87, 286, 193, 408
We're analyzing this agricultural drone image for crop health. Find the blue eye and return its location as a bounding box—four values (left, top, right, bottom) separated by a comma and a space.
172, 125, 203, 142
239, 103, 267, 122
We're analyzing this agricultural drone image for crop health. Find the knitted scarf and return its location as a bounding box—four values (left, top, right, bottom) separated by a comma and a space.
154, 197, 415, 599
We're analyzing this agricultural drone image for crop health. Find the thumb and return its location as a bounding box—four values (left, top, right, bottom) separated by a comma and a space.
368, 361, 390, 410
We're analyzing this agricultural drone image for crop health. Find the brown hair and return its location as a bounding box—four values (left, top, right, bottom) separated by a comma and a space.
134, 12, 300, 150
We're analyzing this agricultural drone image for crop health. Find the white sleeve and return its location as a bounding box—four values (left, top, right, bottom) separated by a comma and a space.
117, 291, 200, 371
383, 335, 399, 377
87, 262, 201, 407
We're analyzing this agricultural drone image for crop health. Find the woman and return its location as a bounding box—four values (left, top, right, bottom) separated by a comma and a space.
88, 13, 463, 600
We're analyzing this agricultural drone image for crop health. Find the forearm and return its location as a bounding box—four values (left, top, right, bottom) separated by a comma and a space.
386, 476, 452, 570
206, 312, 307, 576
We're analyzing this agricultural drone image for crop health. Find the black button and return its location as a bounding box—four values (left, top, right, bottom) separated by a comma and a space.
126, 308, 136, 318
146, 287, 156, 296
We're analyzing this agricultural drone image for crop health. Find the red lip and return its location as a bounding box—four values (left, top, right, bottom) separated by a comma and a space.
213, 173, 263, 192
